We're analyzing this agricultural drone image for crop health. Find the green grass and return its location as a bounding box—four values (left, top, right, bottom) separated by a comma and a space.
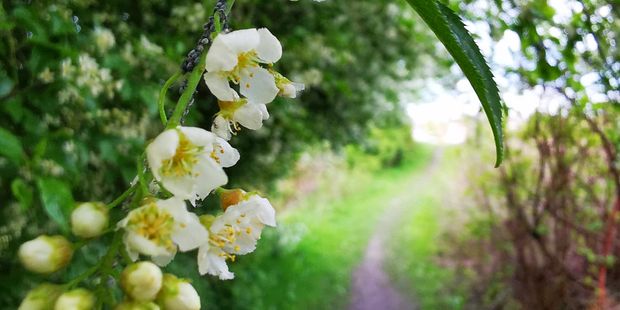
198, 145, 436, 309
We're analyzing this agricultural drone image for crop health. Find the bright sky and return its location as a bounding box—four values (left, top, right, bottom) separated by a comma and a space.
407, 0, 583, 145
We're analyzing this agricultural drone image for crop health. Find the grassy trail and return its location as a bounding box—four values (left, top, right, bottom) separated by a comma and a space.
202, 146, 461, 309
347, 152, 443, 310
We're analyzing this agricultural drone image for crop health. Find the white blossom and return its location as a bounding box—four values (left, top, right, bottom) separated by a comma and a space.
204, 28, 282, 104
117, 197, 208, 266
197, 193, 276, 280
38, 68, 54, 84
146, 127, 239, 203
211, 98, 270, 140
272, 70, 305, 98
93, 27, 116, 53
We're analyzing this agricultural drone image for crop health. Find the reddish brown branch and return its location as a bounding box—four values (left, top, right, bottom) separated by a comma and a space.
597, 197, 620, 309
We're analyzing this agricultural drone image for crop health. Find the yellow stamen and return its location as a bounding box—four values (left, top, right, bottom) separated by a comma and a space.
128, 203, 174, 249
160, 131, 203, 177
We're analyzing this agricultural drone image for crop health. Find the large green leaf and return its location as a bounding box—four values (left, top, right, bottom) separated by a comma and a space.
0, 127, 24, 164
406, 0, 504, 166
37, 178, 75, 232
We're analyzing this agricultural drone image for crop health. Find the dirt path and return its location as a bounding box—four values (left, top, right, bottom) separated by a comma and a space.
348, 152, 441, 310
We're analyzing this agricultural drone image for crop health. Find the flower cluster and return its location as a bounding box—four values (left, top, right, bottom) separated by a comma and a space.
205, 28, 304, 140
58, 53, 123, 101
17, 24, 300, 308
198, 190, 276, 279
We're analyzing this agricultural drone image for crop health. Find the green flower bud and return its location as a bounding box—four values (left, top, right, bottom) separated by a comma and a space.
18, 235, 73, 274
54, 288, 95, 310
121, 261, 163, 302
71, 202, 109, 238
156, 274, 200, 310
18, 283, 63, 310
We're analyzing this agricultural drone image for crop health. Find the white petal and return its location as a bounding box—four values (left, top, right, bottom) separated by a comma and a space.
172, 213, 208, 252
293, 82, 305, 92
152, 250, 176, 267
212, 115, 232, 141
157, 197, 189, 219
256, 28, 282, 63
239, 67, 278, 104
204, 72, 238, 102
233, 103, 264, 130
192, 156, 228, 202
146, 130, 180, 182
123, 235, 139, 262
282, 84, 296, 98
219, 29, 259, 54
205, 36, 238, 72
210, 208, 241, 233
230, 233, 258, 255
159, 175, 198, 201
178, 127, 217, 149
117, 216, 129, 230
257, 104, 270, 120
125, 232, 169, 257
198, 244, 234, 280
239, 195, 276, 227
214, 138, 240, 168
253, 196, 277, 227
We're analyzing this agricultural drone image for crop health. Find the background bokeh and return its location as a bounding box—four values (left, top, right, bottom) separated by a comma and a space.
1, 0, 618, 309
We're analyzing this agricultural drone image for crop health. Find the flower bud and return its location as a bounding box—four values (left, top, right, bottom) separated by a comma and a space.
219, 188, 246, 211
114, 301, 160, 310
71, 202, 109, 238
54, 288, 95, 310
18, 235, 73, 274
156, 274, 201, 310
120, 261, 163, 302
18, 283, 63, 310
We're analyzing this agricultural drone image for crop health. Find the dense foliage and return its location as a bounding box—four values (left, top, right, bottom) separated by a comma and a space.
444, 0, 619, 308
0, 0, 439, 307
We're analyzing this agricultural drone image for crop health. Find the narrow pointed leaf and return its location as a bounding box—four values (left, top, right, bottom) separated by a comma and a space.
406, 0, 504, 166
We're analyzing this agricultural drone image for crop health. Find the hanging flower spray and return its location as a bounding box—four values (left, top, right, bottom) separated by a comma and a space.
17, 1, 302, 308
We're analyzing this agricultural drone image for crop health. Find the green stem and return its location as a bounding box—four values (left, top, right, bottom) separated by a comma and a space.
227, 0, 236, 14
166, 56, 206, 129
65, 265, 99, 289
137, 154, 150, 195
65, 232, 123, 289
95, 232, 123, 308
107, 184, 137, 209
158, 71, 182, 125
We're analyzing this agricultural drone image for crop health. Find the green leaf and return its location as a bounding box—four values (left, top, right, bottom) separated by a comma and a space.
11, 179, 34, 212
406, 0, 504, 166
37, 178, 75, 232
0, 127, 24, 164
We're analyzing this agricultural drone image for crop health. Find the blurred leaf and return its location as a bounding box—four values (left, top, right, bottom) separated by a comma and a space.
0, 71, 14, 97
0, 127, 24, 164
33, 138, 48, 162
37, 178, 74, 232
11, 179, 33, 211
406, 0, 504, 166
